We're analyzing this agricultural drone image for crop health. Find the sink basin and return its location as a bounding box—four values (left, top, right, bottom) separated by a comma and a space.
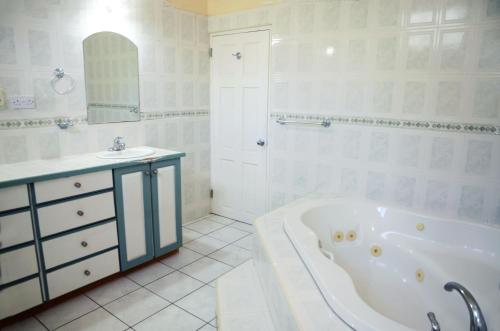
96, 147, 155, 159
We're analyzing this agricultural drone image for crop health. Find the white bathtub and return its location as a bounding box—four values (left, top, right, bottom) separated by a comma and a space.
283, 197, 500, 331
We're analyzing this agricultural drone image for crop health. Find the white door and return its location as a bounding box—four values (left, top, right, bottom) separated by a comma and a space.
210, 29, 270, 223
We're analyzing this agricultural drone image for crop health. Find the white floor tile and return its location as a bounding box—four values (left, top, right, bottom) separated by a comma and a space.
198, 323, 216, 331
232, 234, 254, 250
134, 305, 205, 331
183, 227, 204, 243
145, 271, 203, 302
183, 236, 227, 255
176, 286, 216, 322
2, 317, 46, 331
86, 277, 140, 306
160, 247, 203, 269
104, 288, 169, 326
57, 308, 128, 331
207, 226, 249, 243
36, 295, 98, 330
209, 244, 252, 267
126, 262, 175, 286
185, 219, 226, 234
180, 257, 232, 283
205, 214, 235, 225
229, 221, 255, 233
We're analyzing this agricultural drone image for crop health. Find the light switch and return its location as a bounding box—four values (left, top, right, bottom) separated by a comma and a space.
8, 95, 36, 109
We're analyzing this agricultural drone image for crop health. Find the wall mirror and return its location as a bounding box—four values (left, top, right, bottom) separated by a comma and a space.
83, 32, 140, 124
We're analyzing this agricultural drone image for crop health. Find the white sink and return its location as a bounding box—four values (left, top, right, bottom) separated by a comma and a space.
96, 147, 156, 159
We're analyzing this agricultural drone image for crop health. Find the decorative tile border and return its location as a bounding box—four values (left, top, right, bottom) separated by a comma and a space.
0, 110, 209, 130
271, 112, 500, 136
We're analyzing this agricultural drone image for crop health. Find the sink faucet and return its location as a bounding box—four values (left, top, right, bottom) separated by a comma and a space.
444, 281, 487, 331
109, 136, 126, 151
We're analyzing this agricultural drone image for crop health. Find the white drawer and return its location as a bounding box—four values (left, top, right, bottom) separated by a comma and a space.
0, 211, 33, 249
38, 191, 115, 237
0, 245, 38, 285
0, 277, 43, 319
0, 185, 29, 212
47, 249, 119, 299
35, 170, 113, 203
43, 222, 118, 269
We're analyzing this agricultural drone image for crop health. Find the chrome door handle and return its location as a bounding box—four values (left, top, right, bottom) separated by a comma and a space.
256, 139, 265, 146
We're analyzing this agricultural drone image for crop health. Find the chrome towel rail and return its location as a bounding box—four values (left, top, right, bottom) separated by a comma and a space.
276, 117, 331, 128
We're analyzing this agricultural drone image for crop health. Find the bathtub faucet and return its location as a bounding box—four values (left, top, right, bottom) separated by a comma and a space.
444, 281, 487, 331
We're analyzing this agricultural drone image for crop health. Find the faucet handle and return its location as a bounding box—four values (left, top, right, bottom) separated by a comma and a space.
114, 136, 124, 143
427, 312, 440, 331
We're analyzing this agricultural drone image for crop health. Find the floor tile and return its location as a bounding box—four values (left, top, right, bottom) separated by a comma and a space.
229, 221, 255, 233
209, 244, 252, 267
134, 305, 205, 331
2, 317, 46, 331
145, 271, 203, 302
86, 277, 140, 306
57, 308, 128, 331
104, 288, 169, 326
182, 227, 204, 243
232, 234, 254, 250
185, 219, 226, 234
160, 247, 203, 269
180, 257, 232, 283
126, 262, 175, 286
207, 226, 249, 243
205, 214, 235, 225
176, 285, 216, 322
198, 323, 216, 331
36, 295, 99, 330
184, 236, 227, 255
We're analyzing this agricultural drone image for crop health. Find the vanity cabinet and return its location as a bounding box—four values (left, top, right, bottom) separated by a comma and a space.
0, 148, 184, 321
114, 159, 182, 270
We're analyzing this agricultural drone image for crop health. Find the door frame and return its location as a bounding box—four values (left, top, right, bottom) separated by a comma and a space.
209, 25, 273, 218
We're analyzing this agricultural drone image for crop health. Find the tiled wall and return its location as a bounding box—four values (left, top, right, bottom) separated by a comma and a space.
208, 0, 500, 226
0, 0, 210, 222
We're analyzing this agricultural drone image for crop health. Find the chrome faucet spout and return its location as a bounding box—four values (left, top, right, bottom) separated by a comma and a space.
109, 136, 126, 151
444, 281, 487, 331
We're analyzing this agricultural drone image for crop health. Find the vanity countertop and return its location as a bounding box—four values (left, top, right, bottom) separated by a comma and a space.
0, 147, 185, 187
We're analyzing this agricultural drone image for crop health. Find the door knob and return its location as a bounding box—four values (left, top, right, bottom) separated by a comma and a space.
256, 139, 265, 146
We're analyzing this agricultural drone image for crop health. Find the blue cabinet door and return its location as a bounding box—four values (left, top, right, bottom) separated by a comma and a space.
114, 164, 155, 270
151, 159, 182, 257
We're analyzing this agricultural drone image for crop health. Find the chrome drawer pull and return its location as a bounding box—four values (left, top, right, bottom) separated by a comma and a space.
77, 210, 84, 216
144, 171, 150, 176
152, 169, 158, 175
84, 269, 91, 276
74, 182, 82, 188
81, 241, 88, 247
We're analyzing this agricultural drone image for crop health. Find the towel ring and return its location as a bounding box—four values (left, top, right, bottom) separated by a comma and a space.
50, 68, 75, 95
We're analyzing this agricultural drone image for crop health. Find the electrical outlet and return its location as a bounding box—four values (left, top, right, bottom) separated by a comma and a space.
8, 96, 36, 109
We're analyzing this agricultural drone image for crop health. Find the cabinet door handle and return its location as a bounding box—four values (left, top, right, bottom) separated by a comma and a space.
81, 241, 88, 247
84, 270, 91, 276
152, 169, 158, 175
74, 182, 82, 188
144, 171, 150, 176
77, 210, 84, 216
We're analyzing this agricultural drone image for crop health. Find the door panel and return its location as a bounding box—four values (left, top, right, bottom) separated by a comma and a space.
211, 29, 270, 223
114, 164, 154, 270
151, 159, 182, 256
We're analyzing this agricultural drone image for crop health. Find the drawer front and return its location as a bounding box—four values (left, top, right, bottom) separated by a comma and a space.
38, 191, 115, 237
0, 211, 33, 249
35, 170, 113, 203
0, 185, 29, 212
0, 245, 38, 285
0, 277, 43, 319
47, 249, 119, 299
43, 222, 118, 269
